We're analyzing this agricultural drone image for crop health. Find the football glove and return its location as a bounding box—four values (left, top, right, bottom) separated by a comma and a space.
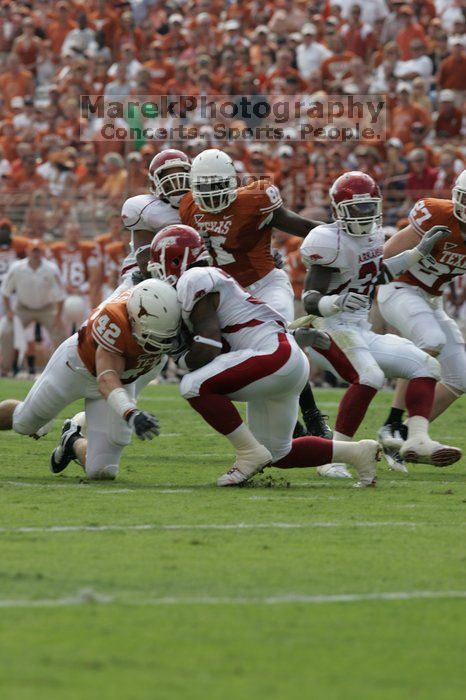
127, 410, 160, 440
293, 327, 331, 350
416, 225, 451, 257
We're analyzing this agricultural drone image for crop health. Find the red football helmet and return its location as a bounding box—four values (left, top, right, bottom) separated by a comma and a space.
148, 149, 191, 207
148, 224, 212, 286
330, 171, 382, 236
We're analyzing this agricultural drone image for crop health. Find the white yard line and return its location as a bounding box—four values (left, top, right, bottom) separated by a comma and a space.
0, 521, 432, 535
0, 589, 465, 609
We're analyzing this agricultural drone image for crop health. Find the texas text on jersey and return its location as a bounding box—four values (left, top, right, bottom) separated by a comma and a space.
77, 291, 164, 383
179, 180, 283, 288
396, 198, 466, 295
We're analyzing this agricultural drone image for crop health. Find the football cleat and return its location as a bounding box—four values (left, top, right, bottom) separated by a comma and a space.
292, 420, 307, 439
348, 439, 380, 488
217, 445, 273, 486
317, 463, 353, 479
50, 419, 82, 474
382, 446, 409, 474
303, 410, 333, 439
400, 438, 462, 467
377, 422, 408, 450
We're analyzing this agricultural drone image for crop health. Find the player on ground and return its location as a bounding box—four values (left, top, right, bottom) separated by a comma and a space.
377, 170, 466, 452
0, 280, 180, 480
299, 171, 461, 468
148, 224, 382, 488
179, 148, 331, 440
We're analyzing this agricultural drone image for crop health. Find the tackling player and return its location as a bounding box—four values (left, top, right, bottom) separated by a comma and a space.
378, 170, 466, 452
179, 148, 332, 440
148, 224, 382, 488
299, 171, 461, 468
0, 280, 180, 480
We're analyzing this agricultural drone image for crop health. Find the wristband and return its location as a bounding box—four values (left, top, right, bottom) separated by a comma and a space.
317, 295, 339, 317
107, 387, 137, 420
193, 335, 223, 349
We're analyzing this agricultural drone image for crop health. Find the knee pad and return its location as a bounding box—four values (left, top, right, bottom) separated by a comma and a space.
425, 354, 441, 382
358, 363, 385, 390
86, 463, 118, 480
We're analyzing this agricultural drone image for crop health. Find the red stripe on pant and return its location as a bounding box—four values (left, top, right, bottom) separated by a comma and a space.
314, 334, 376, 437
188, 333, 292, 435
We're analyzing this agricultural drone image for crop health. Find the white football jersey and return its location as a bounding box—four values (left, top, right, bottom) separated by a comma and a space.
177, 266, 288, 351
300, 222, 384, 324
120, 194, 181, 277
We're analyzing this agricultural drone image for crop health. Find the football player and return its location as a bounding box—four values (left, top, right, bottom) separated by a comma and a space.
148, 224, 383, 488
299, 171, 461, 468
120, 148, 191, 292
179, 148, 332, 440
0, 280, 180, 480
48, 222, 102, 322
378, 170, 466, 451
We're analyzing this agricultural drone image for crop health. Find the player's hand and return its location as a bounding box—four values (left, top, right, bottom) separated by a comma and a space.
271, 248, 285, 269
417, 225, 450, 257
334, 292, 370, 313
127, 410, 160, 440
293, 328, 331, 350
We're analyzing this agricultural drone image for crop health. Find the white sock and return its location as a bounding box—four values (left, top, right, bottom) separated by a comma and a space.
333, 431, 351, 442
332, 440, 361, 465
407, 416, 429, 441
226, 423, 263, 454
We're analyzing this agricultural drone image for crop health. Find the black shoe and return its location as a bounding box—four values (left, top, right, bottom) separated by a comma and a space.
378, 422, 408, 448
303, 410, 333, 439
50, 419, 82, 474
292, 420, 307, 439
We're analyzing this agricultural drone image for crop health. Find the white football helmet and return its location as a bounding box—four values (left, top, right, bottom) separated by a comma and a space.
63, 295, 86, 324
190, 149, 237, 212
126, 279, 181, 353
452, 169, 466, 224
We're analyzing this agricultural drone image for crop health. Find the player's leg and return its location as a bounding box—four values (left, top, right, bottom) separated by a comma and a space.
50, 392, 134, 480
429, 310, 466, 420
377, 283, 446, 437
310, 327, 385, 439
366, 331, 461, 466
0, 336, 87, 438
251, 268, 332, 439
0, 316, 15, 375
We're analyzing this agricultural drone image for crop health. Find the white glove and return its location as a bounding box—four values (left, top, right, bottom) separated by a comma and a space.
318, 292, 370, 316
294, 328, 331, 350
416, 225, 450, 257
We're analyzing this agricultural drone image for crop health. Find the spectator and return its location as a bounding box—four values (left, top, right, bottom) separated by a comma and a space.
296, 24, 331, 80
99, 153, 127, 204
61, 13, 96, 58
405, 148, 438, 200
437, 36, 466, 100
108, 43, 142, 81
391, 83, 430, 143
435, 89, 463, 138
340, 4, 378, 61
394, 39, 433, 79
396, 4, 426, 60
0, 53, 34, 109
11, 17, 43, 73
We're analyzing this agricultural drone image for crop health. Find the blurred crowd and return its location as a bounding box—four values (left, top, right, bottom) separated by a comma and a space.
1, 0, 466, 376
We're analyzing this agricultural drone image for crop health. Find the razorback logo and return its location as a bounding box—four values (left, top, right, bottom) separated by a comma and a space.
309, 253, 323, 261
194, 288, 207, 300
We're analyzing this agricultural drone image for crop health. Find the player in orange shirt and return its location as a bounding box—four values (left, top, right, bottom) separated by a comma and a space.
0, 280, 180, 480
0, 53, 34, 110
103, 230, 131, 294
378, 172, 466, 456
180, 148, 332, 439
48, 222, 102, 313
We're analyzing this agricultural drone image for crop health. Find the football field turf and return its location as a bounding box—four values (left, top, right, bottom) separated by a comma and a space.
0, 379, 464, 700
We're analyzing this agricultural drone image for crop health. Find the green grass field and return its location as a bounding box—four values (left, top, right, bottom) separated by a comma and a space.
0, 379, 465, 700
